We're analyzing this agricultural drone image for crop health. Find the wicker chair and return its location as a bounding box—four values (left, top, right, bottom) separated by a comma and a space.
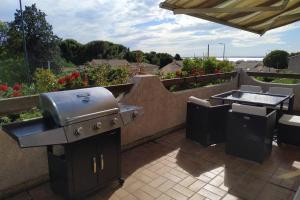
226, 103, 276, 163
186, 96, 230, 147
268, 87, 294, 112
239, 85, 262, 93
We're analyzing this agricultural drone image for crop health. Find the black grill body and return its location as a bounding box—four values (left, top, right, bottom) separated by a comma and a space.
48, 129, 121, 199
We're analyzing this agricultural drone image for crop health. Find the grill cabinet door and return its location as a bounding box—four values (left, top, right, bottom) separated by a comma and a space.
97, 129, 121, 186
71, 137, 98, 195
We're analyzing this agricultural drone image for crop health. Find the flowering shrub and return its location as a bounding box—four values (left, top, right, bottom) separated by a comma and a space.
58, 71, 85, 89
0, 83, 25, 98
0, 84, 11, 98
0, 64, 131, 99
85, 64, 130, 86
181, 57, 234, 76
34, 68, 59, 93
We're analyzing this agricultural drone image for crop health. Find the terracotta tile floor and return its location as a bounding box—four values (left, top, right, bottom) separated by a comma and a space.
7, 129, 300, 200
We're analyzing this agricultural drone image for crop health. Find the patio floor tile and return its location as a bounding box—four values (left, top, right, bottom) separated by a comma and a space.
4, 129, 300, 200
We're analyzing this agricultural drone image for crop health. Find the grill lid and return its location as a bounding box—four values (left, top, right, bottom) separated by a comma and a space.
40, 87, 119, 126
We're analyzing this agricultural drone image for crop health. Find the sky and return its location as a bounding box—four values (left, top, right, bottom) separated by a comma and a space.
1, 0, 300, 57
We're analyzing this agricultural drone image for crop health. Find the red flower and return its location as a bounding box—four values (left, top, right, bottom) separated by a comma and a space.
12, 91, 21, 97
0, 84, 8, 92
65, 75, 72, 82
58, 78, 65, 85
13, 83, 22, 91
71, 72, 80, 80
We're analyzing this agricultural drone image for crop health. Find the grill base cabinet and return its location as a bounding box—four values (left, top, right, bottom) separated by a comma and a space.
48, 129, 122, 199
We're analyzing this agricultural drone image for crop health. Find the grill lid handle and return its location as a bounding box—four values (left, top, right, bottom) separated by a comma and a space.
76, 92, 90, 102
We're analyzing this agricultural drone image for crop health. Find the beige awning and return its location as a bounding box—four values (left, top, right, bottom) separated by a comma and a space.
160, 0, 300, 35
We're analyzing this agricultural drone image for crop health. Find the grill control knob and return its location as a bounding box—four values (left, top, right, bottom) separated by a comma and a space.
94, 122, 102, 129
112, 117, 119, 125
74, 127, 83, 136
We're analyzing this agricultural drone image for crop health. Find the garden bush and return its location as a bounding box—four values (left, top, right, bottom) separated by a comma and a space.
263, 50, 289, 69
181, 57, 234, 76
34, 68, 59, 93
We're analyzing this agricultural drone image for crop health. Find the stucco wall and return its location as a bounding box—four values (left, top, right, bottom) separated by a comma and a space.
288, 55, 300, 73
0, 75, 238, 198
239, 70, 300, 111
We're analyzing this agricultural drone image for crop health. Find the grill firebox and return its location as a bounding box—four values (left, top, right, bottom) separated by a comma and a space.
2, 87, 143, 199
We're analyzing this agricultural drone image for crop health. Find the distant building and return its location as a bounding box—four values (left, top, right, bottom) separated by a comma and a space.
87, 59, 159, 75
129, 63, 160, 75
288, 55, 300, 73
88, 59, 130, 68
234, 60, 277, 72
160, 60, 183, 74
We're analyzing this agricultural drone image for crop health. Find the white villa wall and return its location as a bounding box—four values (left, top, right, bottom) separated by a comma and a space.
288, 55, 300, 73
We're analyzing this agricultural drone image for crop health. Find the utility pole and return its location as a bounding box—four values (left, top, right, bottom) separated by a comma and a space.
207, 44, 210, 58
219, 43, 226, 60
19, 0, 31, 81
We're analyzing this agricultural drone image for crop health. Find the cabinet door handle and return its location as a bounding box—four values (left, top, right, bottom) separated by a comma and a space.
92, 157, 97, 174
100, 154, 104, 170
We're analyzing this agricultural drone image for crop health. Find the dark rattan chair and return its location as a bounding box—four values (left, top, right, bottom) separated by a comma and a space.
278, 114, 300, 146
186, 96, 230, 147
267, 86, 294, 113
226, 103, 277, 163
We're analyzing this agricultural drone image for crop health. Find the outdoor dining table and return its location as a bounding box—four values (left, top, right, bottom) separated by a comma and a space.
210, 90, 290, 113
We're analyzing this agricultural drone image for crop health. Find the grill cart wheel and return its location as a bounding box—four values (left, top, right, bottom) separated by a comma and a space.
118, 178, 125, 185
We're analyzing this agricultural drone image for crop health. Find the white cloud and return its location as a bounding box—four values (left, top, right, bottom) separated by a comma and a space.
1, 0, 300, 56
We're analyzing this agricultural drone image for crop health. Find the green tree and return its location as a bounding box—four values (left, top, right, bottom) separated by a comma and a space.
0, 21, 9, 55
157, 53, 173, 68
83, 40, 128, 62
0, 56, 28, 85
7, 4, 61, 73
60, 39, 83, 65
124, 50, 146, 63
174, 53, 182, 60
145, 51, 160, 66
263, 50, 289, 69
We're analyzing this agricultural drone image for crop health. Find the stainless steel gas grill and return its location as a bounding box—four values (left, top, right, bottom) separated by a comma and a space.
2, 87, 143, 199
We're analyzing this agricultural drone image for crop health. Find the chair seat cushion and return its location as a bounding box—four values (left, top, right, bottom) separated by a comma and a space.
268, 87, 293, 96
279, 114, 300, 127
232, 103, 267, 116
188, 96, 211, 107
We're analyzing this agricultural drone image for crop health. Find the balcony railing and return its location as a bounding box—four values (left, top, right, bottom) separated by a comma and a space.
246, 71, 300, 79
0, 72, 237, 116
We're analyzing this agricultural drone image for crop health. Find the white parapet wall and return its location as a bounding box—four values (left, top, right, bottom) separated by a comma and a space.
0, 74, 238, 197
239, 70, 300, 111
289, 55, 300, 74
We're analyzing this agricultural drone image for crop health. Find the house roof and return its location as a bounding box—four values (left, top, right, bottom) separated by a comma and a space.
160, 60, 183, 74
160, 0, 300, 35
89, 59, 129, 67
129, 63, 160, 74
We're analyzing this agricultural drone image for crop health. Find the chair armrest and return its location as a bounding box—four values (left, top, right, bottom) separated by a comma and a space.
266, 110, 277, 118
289, 94, 295, 112
210, 104, 231, 109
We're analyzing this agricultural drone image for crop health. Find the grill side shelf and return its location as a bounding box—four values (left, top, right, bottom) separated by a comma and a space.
1, 118, 67, 148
